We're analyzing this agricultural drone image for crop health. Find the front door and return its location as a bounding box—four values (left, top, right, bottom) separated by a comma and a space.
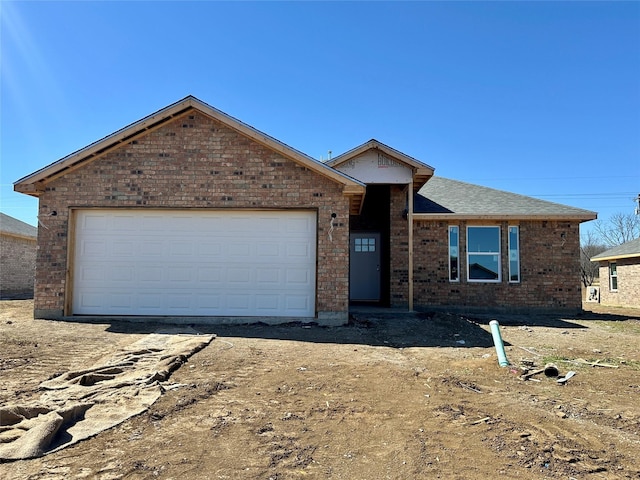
350, 232, 381, 302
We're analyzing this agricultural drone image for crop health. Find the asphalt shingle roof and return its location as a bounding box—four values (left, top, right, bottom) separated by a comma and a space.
415, 177, 597, 219
0, 213, 37, 239
591, 237, 640, 261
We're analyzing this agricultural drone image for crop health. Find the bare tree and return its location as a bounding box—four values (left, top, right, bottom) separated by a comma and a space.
580, 230, 606, 287
592, 212, 640, 247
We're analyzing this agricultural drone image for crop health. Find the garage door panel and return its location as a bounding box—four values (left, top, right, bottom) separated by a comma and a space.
286, 268, 312, 285
257, 243, 280, 257
194, 293, 221, 310
112, 241, 135, 256
80, 240, 107, 257
286, 295, 311, 311
77, 292, 103, 309
165, 293, 193, 310
82, 214, 108, 230
112, 215, 138, 232
139, 293, 165, 310
197, 242, 223, 257
73, 210, 316, 317
256, 268, 280, 284
170, 242, 194, 256
286, 243, 312, 258
110, 265, 135, 282
227, 267, 251, 283
78, 265, 104, 282
167, 266, 192, 282
197, 267, 223, 283
140, 241, 164, 257
139, 265, 163, 282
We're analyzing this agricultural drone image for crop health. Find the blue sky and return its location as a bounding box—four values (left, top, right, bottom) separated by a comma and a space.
2, 1, 639, 236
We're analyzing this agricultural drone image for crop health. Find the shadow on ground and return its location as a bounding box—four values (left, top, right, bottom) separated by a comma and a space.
81, 308, 640, 349
104, 311, 510, 349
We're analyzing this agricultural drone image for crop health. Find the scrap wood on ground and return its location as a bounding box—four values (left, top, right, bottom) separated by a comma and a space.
0, 328, 214, 461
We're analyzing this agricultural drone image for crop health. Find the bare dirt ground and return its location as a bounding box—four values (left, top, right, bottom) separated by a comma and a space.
1, 300, 639, 480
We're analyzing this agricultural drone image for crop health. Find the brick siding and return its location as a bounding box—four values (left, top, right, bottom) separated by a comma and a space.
0, 234, 36, 298
389, 185, 410, 304
598, 259, 640, 308
33, 110, 350, 323
409, 219, 583, 313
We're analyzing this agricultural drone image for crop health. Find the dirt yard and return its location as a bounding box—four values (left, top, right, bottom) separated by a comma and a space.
1, 300, 639, 479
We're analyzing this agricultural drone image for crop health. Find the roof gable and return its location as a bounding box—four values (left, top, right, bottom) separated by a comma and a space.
414, 177, 597, 221
14, 96, 365, 213
591, 237, 640, 261
327, 139, 434, 192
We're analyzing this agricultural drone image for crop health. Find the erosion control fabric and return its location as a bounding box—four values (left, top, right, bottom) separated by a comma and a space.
0, 329, 214, 461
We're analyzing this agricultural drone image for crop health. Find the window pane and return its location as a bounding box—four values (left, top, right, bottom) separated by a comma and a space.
508, 226, 520, 282
467, 226, 501, 282
468, 227, 500, 253
449, 226, 459, 281
468, 254, 499, 280
449, 227, 458, 247
610, 262, 618, 290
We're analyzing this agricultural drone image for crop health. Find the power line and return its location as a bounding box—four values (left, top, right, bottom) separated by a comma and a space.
529, 193, 637, 198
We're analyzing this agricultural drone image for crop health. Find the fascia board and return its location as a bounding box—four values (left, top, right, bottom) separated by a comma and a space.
329, 139, 434, 174
591, 252, 640, 262
412, 213, 598, 222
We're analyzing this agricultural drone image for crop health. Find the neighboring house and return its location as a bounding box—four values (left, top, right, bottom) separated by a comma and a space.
14, 96, 596, 325
591, 237, 640, 309
0, 212, 38, 298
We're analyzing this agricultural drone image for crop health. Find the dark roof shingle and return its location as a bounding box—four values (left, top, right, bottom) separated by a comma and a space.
591, 237, 640, 261
0, 213, 37, 239
415, 177, 597, 220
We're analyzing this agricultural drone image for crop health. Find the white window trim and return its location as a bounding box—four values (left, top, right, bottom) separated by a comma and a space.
609, 262, 618, 292
449, 225, 459, 282
508, 225, 520, 283
466, 226, 501, 283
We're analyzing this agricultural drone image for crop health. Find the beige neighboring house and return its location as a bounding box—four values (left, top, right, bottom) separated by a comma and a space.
591, 237, 640, 309
14, 96, 596, 324
0, 213, 38, 298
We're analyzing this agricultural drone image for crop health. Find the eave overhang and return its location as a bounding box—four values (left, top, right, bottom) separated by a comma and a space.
591, 252, 640, 262
412, 213, 598, 222
0, 231, 37, 241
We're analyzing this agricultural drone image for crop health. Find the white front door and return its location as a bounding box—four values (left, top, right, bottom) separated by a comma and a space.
72, 209, 317, 317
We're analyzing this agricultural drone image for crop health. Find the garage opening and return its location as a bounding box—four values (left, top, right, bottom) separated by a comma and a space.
71, 209, 317, 317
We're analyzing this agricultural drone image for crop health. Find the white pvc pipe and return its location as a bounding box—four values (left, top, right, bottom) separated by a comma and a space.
489, 320, 509, 367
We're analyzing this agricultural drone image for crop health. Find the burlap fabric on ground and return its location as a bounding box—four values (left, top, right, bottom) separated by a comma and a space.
0, 328, 214, 461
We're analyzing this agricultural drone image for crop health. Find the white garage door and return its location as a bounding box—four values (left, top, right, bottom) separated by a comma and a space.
72, 209, 317, 317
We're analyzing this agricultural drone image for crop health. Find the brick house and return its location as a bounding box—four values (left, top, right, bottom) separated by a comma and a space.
14, 96, 596, 325
591, 237, 640, 309
0, 212, 38, 298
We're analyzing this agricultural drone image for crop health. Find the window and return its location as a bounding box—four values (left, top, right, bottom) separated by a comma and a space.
467, 226, 501, 282
355, 237, 376, 252
508, 226, 520, 283
609, 262, 618, 291
449, 226, 459, 282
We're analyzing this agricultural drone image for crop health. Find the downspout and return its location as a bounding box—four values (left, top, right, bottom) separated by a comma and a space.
408, 183, 414, 311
